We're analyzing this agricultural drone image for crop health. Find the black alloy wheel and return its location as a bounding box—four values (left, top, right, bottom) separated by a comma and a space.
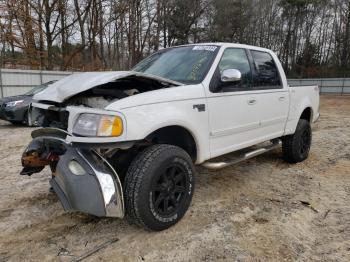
124, 144, 195, 231
151, 164, 188, 217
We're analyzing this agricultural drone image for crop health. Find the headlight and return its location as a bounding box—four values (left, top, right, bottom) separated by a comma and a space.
6, 100, 24, 107
73, 113, 123, 137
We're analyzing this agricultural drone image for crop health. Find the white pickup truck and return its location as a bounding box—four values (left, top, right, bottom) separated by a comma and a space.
21, 43, 319, 231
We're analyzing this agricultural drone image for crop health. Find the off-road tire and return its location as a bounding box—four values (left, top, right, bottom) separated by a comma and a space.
123, 144, 195, 231
282, 119, 312, 163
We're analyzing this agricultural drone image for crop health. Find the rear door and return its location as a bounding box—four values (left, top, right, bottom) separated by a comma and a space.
206, 48, 289, 158
248, 50, 289, 141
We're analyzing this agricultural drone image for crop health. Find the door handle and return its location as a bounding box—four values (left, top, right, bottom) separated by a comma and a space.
247, 99, 257, 105
279, 96, 286, 101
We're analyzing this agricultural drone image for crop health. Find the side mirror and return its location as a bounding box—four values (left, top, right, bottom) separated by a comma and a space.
220, 69, 242, 83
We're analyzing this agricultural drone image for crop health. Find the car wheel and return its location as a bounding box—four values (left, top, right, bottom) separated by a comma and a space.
282, 119, 312, 163
9, 121, 21, 125
123, 144, 195, 231
23, 111, 30, 126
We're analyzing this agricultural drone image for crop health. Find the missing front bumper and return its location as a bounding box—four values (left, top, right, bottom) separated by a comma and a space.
21, 129, 124, 218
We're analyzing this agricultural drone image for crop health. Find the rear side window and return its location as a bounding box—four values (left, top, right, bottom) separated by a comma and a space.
251, 50, 281, 89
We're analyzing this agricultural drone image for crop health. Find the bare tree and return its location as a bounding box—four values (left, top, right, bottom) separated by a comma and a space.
1, 0, 350, 77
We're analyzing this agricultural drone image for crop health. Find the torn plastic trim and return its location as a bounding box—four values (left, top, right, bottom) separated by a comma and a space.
31, 127, 70, 139
21, 135, 125, 218
30, 127, 138, 150
29, 103, 70, 129
70, 140, 137, 150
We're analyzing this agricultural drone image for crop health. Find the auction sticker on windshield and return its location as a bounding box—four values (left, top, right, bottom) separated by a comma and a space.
192, 46, 217, 52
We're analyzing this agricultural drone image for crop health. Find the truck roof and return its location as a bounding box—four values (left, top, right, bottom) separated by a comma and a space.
174, 42, 275, 54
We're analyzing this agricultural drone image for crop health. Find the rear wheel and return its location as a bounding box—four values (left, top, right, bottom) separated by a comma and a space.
282, 119, 312, 163
123, 144, 195, 231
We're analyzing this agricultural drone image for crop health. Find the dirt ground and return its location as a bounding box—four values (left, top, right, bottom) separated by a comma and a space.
0, 95, 349, 262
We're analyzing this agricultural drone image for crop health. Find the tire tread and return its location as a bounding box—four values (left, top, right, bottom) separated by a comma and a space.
123, 144, 193, 230
282, 119, 311, 163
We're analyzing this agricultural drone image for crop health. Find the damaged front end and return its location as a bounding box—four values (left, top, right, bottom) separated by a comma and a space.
21, 128, 124, 218
20, 71, 181, 219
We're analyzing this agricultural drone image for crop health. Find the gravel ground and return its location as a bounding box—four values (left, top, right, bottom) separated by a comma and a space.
0, 95, 349, 262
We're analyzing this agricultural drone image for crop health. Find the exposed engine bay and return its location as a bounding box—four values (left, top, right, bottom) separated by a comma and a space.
30, 74, 178, 129
66, 75, 167, 108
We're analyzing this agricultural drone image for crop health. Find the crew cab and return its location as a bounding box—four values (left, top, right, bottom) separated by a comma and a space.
21, 43, 320, 231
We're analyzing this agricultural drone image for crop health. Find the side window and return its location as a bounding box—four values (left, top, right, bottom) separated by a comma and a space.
217, 48, 252, 90
251, 50, 282, 89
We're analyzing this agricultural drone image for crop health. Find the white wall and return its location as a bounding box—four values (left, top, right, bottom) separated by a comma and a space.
288, 78, 350, 95
0, 69, 349, 98
0, 69, 74, 98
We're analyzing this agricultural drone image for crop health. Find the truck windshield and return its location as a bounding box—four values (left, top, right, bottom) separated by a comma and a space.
132, 45, 219, 84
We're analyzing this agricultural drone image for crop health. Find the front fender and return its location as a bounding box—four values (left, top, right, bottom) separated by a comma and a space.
121, 100, 210, 164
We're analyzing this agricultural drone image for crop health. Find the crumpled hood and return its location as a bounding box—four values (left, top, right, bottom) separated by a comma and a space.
33, 71, 182, 103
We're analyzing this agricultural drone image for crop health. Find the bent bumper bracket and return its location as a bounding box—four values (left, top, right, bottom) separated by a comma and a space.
21, 128, 124, 218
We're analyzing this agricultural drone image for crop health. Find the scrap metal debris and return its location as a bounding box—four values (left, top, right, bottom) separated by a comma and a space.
57, 247, 72, 257
73, 238, 119, 262
300, 201, 319, 213
323, 209, 331, 219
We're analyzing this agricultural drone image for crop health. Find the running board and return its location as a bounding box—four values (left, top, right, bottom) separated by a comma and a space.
202, 139, 282, 170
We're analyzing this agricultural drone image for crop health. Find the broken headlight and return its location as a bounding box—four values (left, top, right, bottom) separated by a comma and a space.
73, 113, 123, 137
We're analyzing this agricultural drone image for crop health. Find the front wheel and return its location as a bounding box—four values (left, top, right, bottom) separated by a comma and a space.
282, 119, 312, 163
23, 110, 30, 126
123, 144, 195, 231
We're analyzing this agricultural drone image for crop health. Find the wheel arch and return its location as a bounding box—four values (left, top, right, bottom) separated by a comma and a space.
284, 100, 314, 135
144, 125, 198, 162
299, 107, 313, 123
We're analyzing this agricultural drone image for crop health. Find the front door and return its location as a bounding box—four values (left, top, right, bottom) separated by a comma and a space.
206, 48, 261, 158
